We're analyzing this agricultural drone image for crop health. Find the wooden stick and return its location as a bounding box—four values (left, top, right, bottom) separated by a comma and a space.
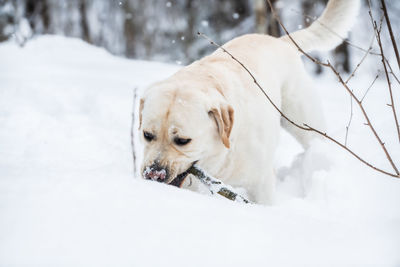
188, 165, 252, 204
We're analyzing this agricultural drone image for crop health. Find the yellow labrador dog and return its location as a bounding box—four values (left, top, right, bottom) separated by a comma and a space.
139, 0, 360, 204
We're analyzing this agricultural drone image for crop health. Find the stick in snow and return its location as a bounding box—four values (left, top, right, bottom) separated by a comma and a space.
187, 165, 252, 204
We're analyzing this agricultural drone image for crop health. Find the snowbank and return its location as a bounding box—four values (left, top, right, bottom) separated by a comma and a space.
0, 36, 399, 266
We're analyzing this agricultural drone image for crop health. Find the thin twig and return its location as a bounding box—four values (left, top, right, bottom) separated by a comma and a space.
290, 8, 381, 56
328, 63, 399, 175
197, 32, 399, 178
386, 59, 400, 86
197, 33, 308, 132
361, 73, 379, 103
345, 35, 375, 84
131, 87, 138, 177
264, 2, 330, 67
380, 0, 400, 73
344, 36, 374, 146
267, 0, 399, 176
290, 5, 400, 86
344, 94, 353, 147
367, 0, 400, 86
369, 1, 400, 143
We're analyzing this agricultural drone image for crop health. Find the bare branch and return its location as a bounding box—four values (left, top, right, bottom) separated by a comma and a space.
264, 2, 330, 67
386, 59, 400, 86
345, 35, 375, 84
289, 8, 381, 57
131, 87, 138, 178
344, 36, 375, 146
369, 1, 400, 142
289, 4, 400, 87
344, 94, 353, 147
328, 63, 399, 175
380, 0, 400, 73
197, 32, 399, 178
361, 73, 379, 103
267, 0, 400, 175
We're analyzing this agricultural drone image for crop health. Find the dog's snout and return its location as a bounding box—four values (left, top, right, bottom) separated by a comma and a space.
143, 162, 169, 182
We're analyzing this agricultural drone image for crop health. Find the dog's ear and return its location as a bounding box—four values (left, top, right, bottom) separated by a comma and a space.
138, 98, 145, 130
209, 104, 234, 148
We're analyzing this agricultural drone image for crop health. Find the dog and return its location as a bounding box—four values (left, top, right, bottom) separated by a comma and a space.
138, 0, 360, 204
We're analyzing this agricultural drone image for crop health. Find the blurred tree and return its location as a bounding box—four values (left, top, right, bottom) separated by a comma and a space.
0, 0, 15, 42
0, 0, 368, 72
266, 0, 280, 37
254, 0, 281, 37
79, 0, 90, 43
25, 0, 49, 33
334, 43, 350, 73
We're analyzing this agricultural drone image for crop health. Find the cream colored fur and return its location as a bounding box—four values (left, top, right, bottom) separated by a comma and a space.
139, 0, 360, 204
281, 0, 360, 52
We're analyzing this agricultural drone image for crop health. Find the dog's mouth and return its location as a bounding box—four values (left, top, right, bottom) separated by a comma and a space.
168, 161, 197, 188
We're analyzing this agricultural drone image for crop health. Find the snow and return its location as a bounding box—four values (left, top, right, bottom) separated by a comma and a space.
201, 20, 209, 27
0, 36, 400, 266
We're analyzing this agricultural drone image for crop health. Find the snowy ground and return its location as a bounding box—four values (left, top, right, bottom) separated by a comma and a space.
1, 36, 399, 266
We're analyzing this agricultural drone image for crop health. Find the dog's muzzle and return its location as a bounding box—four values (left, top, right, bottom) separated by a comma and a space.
143, 162, 168, 182
143, 161, 197, 188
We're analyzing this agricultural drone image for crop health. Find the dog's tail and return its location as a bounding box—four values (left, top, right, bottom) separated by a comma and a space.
280, 0, 360, 53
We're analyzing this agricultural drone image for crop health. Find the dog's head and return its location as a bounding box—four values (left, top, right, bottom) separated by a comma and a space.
139, 77, 234, 187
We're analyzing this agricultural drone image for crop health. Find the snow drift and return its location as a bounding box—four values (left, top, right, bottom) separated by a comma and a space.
0, 36, 399, 266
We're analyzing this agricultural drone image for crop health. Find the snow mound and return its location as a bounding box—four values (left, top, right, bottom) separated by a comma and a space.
0, 36, 399, 266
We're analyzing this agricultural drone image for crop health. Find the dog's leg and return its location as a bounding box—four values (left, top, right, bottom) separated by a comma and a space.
280, 69, 326, 149
252, 165, 276, 205
279, 68, 329, 195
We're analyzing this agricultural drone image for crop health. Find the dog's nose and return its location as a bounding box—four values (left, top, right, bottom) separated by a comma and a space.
143, 163, 168, 182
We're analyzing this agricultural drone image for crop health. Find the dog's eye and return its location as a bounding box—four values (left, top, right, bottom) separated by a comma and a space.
174, 137, 191, 146
143, 131, 155, 142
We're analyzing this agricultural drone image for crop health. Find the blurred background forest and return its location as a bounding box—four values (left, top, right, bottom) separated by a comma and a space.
0, 0, 399, 74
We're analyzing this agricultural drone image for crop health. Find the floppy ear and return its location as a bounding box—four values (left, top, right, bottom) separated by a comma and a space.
209, 104, 234, 148
138, 98, 144, 130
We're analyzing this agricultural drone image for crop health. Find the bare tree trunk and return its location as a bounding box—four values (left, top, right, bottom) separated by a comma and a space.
335, 42, 350, 72
265, 0, 280, 37
40, 0, 49, 33
185, 0, 195, 61
255, 0, 267, 34
79, 0, 90, 43
124, 0, 136, 58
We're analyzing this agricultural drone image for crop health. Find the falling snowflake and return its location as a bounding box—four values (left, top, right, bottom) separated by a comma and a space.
166, 1, 172, 7
232, 13, 239, 20
201, 20, 209, 27
275, 1, 284, 9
